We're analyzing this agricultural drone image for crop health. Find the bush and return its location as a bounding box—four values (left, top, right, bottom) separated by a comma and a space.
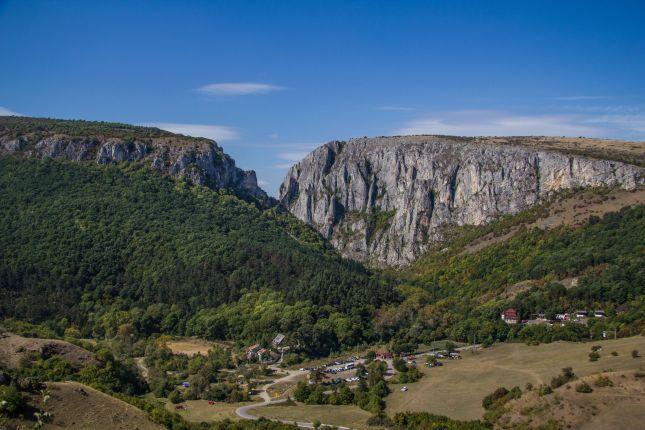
482, 387, 509, 410
632, 350, 640, 358
589, 351, 600, 362
576, 382, 593, 393
0, 385, 25, 416
293, 381, 312, 403
367, 413, 392, 426
595, 376, 613, 387
611, 351, 619, 356
168, 389, 183, 404
551, 367, 576, 388
538, 385, 553, 396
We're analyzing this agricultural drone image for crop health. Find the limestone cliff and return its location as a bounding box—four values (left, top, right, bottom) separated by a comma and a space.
0, 117, 268, 201
279, 136, 644, 266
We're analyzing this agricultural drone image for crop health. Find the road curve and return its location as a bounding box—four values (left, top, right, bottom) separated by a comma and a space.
235, 366, 351, 429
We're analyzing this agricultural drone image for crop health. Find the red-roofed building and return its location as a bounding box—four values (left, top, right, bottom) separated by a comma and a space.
501, 308, 519, 324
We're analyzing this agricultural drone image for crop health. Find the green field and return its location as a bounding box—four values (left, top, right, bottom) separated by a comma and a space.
385, 336, 645, 420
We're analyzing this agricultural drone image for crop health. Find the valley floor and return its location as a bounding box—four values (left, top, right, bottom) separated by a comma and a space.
244, 337, 644, 429
384, 336, 645, 420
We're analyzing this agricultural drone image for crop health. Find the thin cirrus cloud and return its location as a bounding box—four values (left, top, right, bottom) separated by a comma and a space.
552, 96, 609, 101
394, 110, 645, 139
197, 82, 285, 96
148, 123, 239, 141
272, 145, 322, 169
0, 106, 22, 116
374, 105, 415, 111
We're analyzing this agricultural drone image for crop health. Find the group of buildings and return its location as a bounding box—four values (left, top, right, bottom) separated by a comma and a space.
244, 333, 286, 363
501, 308, 611, 325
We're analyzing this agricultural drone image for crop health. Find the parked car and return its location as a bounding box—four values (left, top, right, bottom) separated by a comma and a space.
401, 386, 408, 392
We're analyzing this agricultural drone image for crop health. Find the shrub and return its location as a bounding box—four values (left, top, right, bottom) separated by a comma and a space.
589, 351, 600, 362
551, 367, 576, 388
632, 350, 640, 358
0, 385, 25, 416
293, 381, 312, 402
595, 376, 613, 387
576, 382, 593, 393
590, 345, 602, 352
168, 389, 183, 404
611, 351, 619, 356
538, 385, 553, 396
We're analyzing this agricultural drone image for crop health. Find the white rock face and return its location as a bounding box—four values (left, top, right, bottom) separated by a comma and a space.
0, 134, 268, 201
280, 136, 643, 267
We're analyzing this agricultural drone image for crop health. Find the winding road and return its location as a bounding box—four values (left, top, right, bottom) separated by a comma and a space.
234, 365, 352, 429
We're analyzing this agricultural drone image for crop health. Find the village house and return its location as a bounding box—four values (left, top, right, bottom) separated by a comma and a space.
575, 310, 588, 318
272, 333, 285, 347
501, 308, 518, 324
555, 313, 570, 321
594, 310, 606, 318
246, 343, 262, 360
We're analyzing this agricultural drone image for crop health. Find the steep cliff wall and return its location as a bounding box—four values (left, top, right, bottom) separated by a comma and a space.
0, 118, 268, 201
279, 136, 644, 266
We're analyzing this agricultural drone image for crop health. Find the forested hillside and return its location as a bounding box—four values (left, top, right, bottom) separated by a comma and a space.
376, 203, 645, 348
0, 157, 396, 356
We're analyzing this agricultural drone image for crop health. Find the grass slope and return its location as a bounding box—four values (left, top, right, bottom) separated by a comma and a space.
384, 336, 645, 421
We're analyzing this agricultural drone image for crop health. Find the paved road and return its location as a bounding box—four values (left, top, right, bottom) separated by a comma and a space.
234, 366, 351, 429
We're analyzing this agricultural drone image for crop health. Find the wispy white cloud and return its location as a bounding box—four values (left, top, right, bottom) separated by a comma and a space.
553, 96, 609, 101
149, 123, 239, 141
197, 82, 285, 96
0, 106, 22, 116
272, 150, 311, 169
268, 145, 323, 169
395, 109, 645, 139
257, 179, 269, 187
273, 162, 296, 169
277, 151, 310, 162
374, 105, 415, 111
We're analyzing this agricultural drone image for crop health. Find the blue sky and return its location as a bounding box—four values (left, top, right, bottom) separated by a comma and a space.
1, 0, 644, 195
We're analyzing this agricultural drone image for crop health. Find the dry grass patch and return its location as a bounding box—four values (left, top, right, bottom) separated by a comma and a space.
163, 399, 253, 422
385, 336, 645, 421
0, 332, 97, 369
166, 337, 228, 356
250, 403, 375, 429
497, 371, 645, 429
6, 381, 163, 430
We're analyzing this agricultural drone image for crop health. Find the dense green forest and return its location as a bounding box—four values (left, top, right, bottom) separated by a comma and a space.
376, 203, 645, 348
0, 157, 396, 355
0, 118, 643, 358
1, 155, 643, 355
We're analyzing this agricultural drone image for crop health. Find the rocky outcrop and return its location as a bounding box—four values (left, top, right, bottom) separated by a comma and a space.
0, 133, 268, 201
280, 136, 644, 266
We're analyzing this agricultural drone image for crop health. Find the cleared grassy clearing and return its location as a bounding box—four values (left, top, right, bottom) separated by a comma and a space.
249, 403, 376, 429
385, 336, 645, 421
163, 399, 253, 422
166, 337, 231, 356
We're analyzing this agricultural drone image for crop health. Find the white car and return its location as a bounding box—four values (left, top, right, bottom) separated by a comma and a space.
401, 386, 408, 392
